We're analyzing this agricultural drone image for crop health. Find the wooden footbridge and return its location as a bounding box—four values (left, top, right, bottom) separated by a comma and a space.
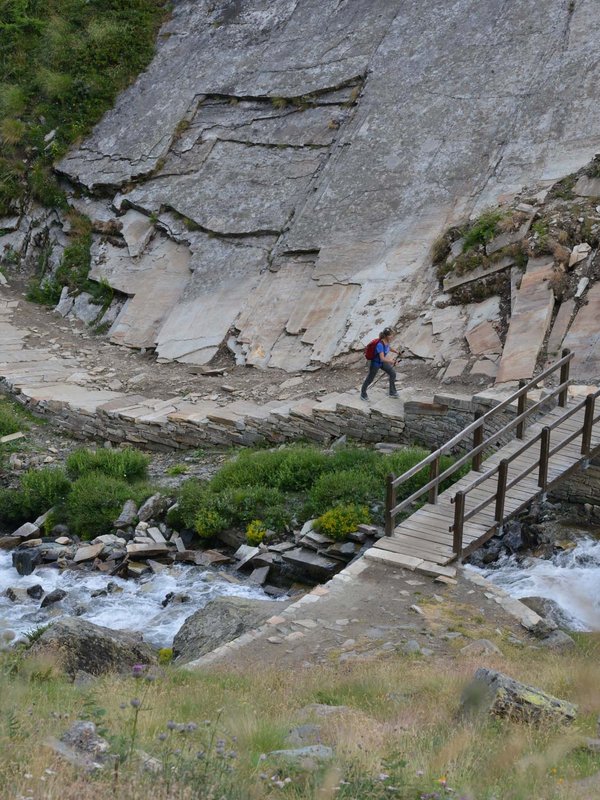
368, 350, 600, 568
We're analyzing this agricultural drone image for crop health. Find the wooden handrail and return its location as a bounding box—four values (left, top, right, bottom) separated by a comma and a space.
390, 351, 572, 491
452, 388, 600, 545
388, 377, 570, 519
383, 348, 588, 545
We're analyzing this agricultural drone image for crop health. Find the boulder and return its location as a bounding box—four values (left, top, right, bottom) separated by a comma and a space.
173, 596, 285, 663
26, 584, 44, 600
12, 548, 42, 576
461, 668, 577, 725
27, 617, 156, 677
12, 521, 41, 540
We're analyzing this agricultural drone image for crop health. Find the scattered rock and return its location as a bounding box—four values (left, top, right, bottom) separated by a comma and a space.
113, 499, 138, 528
28, 617, 156, 677
26, 584, 44, 600
138, 494, 170, 522
460, 639, 502, 657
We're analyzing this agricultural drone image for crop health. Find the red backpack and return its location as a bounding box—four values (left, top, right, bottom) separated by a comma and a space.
364, 338, 381, 360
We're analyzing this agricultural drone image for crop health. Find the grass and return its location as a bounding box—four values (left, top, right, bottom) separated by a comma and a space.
0, 634, 598, 798
0, 0, 167, 216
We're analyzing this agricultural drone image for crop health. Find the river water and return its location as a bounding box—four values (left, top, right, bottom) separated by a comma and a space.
0, 552, 276, 648
471, 534, 600, 632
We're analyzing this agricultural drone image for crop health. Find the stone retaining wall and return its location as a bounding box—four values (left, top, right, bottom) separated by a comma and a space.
3, 374, 541, 456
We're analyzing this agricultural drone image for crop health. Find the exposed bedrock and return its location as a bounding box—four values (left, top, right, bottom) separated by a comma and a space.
56, 0, 600, 371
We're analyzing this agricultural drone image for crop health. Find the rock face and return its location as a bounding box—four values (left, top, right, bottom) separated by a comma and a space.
461, 668, 577, 725
28, 617, 156, 677
173, 596, 284, 662
55, 0, 600, 371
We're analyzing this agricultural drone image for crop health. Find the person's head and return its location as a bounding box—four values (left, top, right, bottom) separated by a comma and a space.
380, 326, 394, 342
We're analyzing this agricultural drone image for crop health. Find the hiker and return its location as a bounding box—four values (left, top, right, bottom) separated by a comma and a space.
361, 327, 400, 400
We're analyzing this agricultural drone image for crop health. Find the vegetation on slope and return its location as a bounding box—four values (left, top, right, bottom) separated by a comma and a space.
0, 0, 167, 215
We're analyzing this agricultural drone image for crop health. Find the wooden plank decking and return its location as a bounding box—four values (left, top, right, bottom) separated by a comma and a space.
367, 398, 600, 567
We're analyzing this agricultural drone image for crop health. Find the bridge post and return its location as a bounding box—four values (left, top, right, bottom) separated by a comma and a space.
495, 459, 509, 531
428, 451, 440, 504
472, 411, 484, 471
452, 491, 465, 557
385, 473, 396, 537
581, 393, 595, 455
516, 380, 527, 439
538, 426, 551, 490
558, 348, 570, 408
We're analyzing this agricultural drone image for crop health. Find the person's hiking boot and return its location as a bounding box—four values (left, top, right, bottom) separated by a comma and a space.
389, 391, 399, 398
360, 392, 368, 401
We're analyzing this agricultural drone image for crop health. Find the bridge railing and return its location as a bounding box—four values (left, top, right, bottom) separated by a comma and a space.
384, 348, 574, 538
450, 385, 600, 556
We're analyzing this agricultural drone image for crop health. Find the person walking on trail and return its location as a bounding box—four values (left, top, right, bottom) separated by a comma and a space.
361, 327, 400, 401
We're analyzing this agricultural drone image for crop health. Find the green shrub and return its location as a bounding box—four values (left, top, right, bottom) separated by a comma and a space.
195, 509, 226, 539
314, 504, 371, 541
0, 487, 28, 526
246, 519, 267, 546
178, 479, 209, 529
158, 647, 173, 665
20, 467, 71, 518
65, 447, 149, 483
66, 472, 136, 539
209, 449, 287, 491
327, 447, 381, 475
307, 468, 380, 516
462, 209, 504, 252
274, 447, 329, 491
0, 404, 23, 436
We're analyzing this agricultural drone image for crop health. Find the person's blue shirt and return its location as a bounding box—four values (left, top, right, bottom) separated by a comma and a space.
373, 340, 389, 366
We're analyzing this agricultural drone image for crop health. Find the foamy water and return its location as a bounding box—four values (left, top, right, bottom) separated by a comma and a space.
0, 551, 278, 648
471, 536, 600, 631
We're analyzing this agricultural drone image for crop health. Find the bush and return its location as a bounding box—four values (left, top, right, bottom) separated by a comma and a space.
209, 449, 287, 491
0, 487, 28, 526
0, 404, 22, 436
307, 468, 380, 517
195, 509, 226, 540
66, 472, 136, 539
462, 209, 504, 252
178, 479, 209, 529
246, 519, 267, 546
314, 504, 371, 541
66, 447, 149, 483
20, 467, 71, 518
274, 447, 329, 491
